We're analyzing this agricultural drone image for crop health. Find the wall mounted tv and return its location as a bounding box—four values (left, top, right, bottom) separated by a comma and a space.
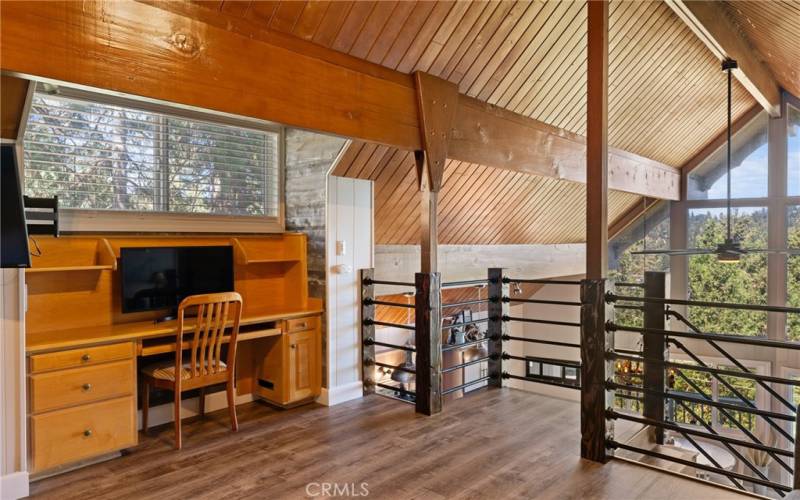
120, 246, 234, 315
1, 143, 31, 268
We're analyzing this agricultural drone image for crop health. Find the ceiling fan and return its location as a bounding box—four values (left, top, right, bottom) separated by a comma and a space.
632, 59, 798, 263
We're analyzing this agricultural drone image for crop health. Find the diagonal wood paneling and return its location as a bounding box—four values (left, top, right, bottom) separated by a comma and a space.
723, 1, 800, 99
203, 0, 762, 245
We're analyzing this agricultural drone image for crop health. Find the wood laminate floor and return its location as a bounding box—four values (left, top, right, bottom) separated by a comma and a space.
29, 388, 747, 500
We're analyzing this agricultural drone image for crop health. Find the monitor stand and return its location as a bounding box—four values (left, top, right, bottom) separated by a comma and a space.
154, 309, 178, 323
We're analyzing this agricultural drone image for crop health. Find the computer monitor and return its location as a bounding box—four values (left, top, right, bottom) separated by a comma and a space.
120, 246, 234, 315
1, 143, 31, 268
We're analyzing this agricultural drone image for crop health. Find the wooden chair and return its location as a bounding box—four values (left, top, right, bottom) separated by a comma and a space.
140, 292, 243, 450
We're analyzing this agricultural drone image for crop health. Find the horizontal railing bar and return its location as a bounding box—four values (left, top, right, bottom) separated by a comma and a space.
366, 320, 415, 331
365, 299, 415, 309
441, 318, 490, 330
364, 279, 415, 287
614, 282, 645, 288
374, 382, 416, 397
607, 382, 795, 421
504, 316, 581, 328
504, 278, 581, 285
607, 293, 800, 314
502, 372, 581, 390
608, 411, 793, 457
614, 304, 645, 311
503, 297, 581, 306
503, 336, 580, 349
442, 356, 492, 374
610, 351, 800, 387
441, 279, 489, 288
610, 323, 800, 351
373, 361, 416, 374
614, 392, 643, 402
442, 375, 494, 396
613, 348, 641, 356
441, 337, 490, 352
607, 441, 791, 492
441, 299, 489, 309
365, 340, 416, 352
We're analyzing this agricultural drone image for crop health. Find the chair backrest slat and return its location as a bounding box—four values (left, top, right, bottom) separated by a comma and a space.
176, 292, 243, 381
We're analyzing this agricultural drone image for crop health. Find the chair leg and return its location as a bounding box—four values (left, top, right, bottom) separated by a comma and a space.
198, 386, 206, 417
227, 380, 238, 432
141, 379, 150, 434
174, 388, 182, 450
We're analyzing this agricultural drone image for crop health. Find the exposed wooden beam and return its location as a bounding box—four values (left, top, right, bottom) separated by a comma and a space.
0, 0, 679, 200
585, 0, 609, 282
666, 0, 781, 117
450, 97, 679, 200
1, 75, 31, 140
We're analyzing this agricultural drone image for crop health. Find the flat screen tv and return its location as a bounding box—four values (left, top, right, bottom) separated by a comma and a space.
1, 143, 31, 268
120, 246, 234, 315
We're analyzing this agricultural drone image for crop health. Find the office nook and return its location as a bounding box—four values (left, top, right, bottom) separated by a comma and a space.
1, 1, 799, 499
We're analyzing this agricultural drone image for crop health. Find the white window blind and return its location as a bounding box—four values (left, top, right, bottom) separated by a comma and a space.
23, 92, 279, 218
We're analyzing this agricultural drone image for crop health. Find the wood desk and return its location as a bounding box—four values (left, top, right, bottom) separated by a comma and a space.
26, 308, 323, 475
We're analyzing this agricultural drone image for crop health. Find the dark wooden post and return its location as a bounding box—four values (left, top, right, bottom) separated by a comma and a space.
415, 272, 442, 415
643, 271, 667, 444
794, 415, 800, 490
361, 268, 376, 396
580, 278, 614, 462
487, 268, 507, 387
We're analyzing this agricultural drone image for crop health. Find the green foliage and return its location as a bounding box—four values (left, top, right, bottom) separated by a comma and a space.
687, 208, 768, 336
788, 206, 800, 340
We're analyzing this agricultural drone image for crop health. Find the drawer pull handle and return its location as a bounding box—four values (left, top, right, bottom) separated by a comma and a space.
291, 344, 296, 349
297, 323, 307, 329
81, 354, 91, 362
83, 429, 93, 437
82, 383, 92, 391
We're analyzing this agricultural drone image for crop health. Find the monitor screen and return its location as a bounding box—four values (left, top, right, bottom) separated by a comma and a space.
120, 246, 234, 313
1, 144, 31, 268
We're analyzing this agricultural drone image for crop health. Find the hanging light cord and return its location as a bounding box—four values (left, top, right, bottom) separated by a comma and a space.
724, 59, 736, 242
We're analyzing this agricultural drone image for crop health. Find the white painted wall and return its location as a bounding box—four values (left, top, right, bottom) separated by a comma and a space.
0, 270, 28, 499
322, 176, 373, 405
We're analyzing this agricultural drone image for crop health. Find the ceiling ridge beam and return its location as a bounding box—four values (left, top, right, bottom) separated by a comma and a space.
665, 0, 781, 117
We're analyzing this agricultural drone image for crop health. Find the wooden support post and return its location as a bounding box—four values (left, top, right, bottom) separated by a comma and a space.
417, 151, 438, 275
642, 271, 667, 444
361, 268, 376, 396
586, 0, 609, 281
580, 279, 614, 462
487, 268, 508, 387
415, 272, 442, 415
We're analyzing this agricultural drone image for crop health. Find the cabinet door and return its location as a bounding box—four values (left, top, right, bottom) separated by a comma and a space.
287, 330, 319, 402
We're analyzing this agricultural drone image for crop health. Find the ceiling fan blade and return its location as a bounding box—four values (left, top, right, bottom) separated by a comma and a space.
630, 248, 715, 256
742, 248, 800, 255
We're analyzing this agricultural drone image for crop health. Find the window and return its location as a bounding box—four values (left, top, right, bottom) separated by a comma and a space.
23, 90, 280, 219
669, 358, 761, 433
789, 106, 799, 196
525, 357, 580, 388
789, 206, 800, 340
687, 207, 768, 335
609, 202, 670, 328
687, 112, 768, 200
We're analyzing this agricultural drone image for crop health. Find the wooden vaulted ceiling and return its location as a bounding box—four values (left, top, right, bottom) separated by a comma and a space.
196, 0, 762, 245
723, 1, 800, 99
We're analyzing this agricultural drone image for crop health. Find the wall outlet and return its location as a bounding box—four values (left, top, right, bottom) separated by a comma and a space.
336, 240, 346, 256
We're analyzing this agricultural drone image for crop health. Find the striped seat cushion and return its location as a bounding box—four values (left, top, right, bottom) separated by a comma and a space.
142, 360, 227, 381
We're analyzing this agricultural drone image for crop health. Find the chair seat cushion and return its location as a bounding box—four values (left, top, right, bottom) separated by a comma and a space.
142, 360, 227, 381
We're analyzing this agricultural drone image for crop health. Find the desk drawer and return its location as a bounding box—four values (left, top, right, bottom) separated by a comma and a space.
285, 316, 317, 333
31, 396, 136, 473
30, 342, 134, 374
30, 360, 135, 414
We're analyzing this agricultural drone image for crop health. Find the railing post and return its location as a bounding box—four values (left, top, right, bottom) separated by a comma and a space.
580, 278, 614, 462
415, 272, 442, 415
795, 415, 800, 490
361, 268, 376, 396
488, 268, 507, 387
643, 271, 667, 444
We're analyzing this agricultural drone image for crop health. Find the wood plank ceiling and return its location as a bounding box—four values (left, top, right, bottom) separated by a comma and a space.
199, 0, 758, 245
723, 1, 800, 99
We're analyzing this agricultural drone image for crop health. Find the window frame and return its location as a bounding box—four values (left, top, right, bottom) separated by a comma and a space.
21, 84, 286, 233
